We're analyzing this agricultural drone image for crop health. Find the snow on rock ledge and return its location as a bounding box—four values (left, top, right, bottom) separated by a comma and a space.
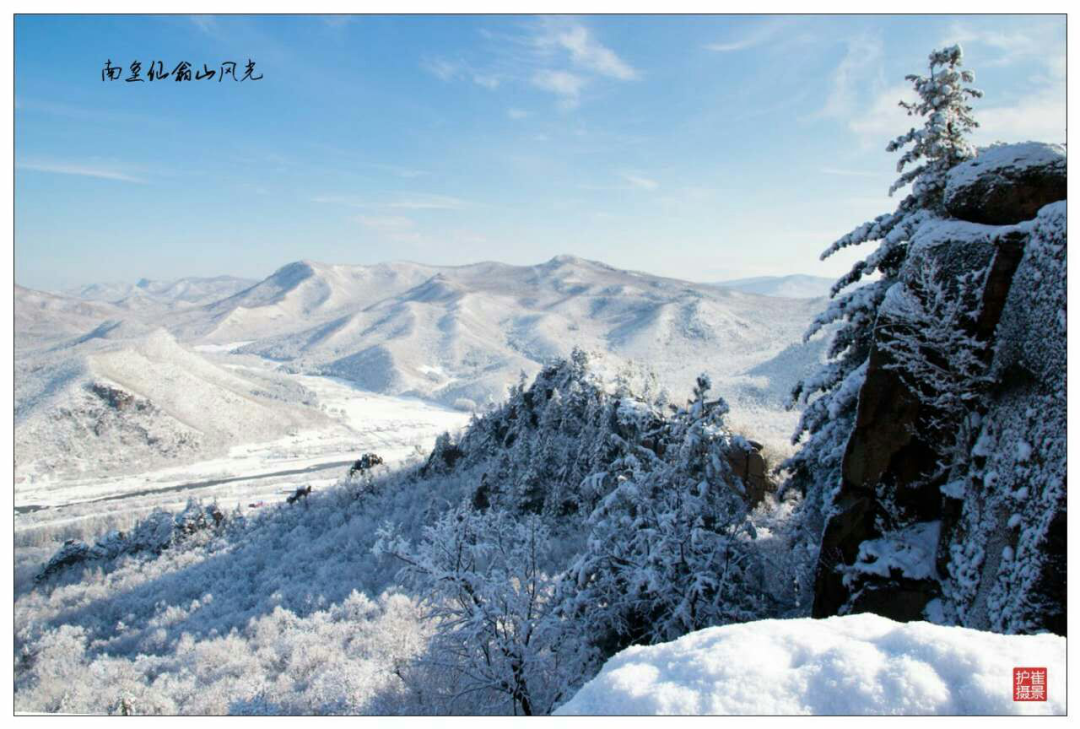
944, 142, 1065, 226
556, 614, 1065, 715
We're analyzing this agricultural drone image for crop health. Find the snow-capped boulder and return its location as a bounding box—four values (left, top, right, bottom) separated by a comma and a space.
36, 501, 231, 582
36, 540, 92, 582
944, 142, 1065, 225
556, 614, 1065, 715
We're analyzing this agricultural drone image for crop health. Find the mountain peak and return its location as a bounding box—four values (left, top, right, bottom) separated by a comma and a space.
268, 260, 318, 286
548, 254, 581, 264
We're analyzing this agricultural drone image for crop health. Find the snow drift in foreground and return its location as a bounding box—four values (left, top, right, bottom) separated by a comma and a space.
556, 614, 1065, 715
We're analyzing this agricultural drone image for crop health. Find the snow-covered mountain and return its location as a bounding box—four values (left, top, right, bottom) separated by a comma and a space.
712, 274, 837, 299
15, 285, 129, 349
15, 255, 831, 478
181, 256, 826, 412
26, 256, 829, 410
170, 260, 440, 342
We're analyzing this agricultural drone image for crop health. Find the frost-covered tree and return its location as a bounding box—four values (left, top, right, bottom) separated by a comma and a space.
561, 375, 768, 659
785, 45, 982, 525
374, 507, 586, 715
427, 349, 664, 519
887, 45, 982, 201
877, 260, 993, 479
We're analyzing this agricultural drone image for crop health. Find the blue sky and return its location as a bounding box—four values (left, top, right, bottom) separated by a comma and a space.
15, 14, 1066, 291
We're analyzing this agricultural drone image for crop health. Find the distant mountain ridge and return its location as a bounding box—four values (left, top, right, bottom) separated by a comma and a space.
63, 275, 257, 309
711, 274, 837, 299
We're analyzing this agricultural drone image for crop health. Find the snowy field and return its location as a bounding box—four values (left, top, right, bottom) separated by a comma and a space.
14, 363, 471, 580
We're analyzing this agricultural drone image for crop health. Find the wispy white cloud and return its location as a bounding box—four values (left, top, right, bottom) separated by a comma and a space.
848, 81, 918, 147
322, 15, 355, 30
974, 88, 1066, 146
935, 20, 1065, 145
17, 159, 145, 183
422, 57, 463, 82
531, 69, 587, 108
623, 172, 659, 191
942, 21, 1065, 75
421, 57, 503, 90
817, 33, 884, 120
578, 171, 660, 193
190, 15, 219, 35
536, 22, 637, 80
705, 19, 785, 53
361, 162, 429, 179
849, 74, 1065, 150
425, 19, 636, 111
507, 108, 530, 120
472, 73, 501, 89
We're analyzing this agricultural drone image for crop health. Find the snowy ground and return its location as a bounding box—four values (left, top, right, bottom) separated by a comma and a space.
14, 364, 470, 549
557, 614, 1066, 715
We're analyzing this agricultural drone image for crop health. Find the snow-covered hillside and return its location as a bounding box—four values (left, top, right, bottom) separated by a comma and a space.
15, 285, 131, 349
14, 328, 334, 482
13, 357, 794, 715
556, 614, 1065, 715
15, 363, 1062, 715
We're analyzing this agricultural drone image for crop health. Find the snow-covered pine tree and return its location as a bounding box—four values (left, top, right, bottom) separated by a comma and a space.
887, 45, 983, 202
784, 45, 982, 554
876, 260, 993, 475
561, 375, 767, 660
428, 348, 659, 519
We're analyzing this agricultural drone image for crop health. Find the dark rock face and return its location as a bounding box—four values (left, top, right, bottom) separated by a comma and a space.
944, 143, 1066, 226
849, 579, 942, 622
421, 432, 465, 477
811, 144, 1066, 635
726, 440, 770, 506
36, 540, 91, 581
941, 202, 1067, 636
90, 382, 147, 412
812, 233, 1003, 620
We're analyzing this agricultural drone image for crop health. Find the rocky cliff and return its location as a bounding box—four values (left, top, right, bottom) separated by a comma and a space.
812, 142, 1066, 636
